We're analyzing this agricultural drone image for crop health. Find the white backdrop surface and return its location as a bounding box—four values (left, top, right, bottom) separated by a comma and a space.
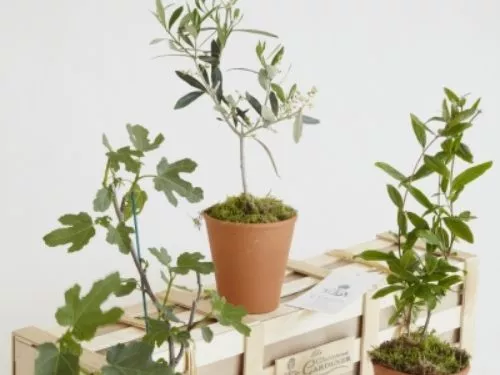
1, 0, 499, 373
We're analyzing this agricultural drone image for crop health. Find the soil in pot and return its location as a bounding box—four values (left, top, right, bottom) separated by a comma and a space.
370, 333, 470, 375
204, 194, 297, 314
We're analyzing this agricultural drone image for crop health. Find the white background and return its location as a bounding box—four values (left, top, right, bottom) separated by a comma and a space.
1, 0, 499, 373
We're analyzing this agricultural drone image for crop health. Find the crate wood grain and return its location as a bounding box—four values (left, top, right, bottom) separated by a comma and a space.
12, 232, 477, 375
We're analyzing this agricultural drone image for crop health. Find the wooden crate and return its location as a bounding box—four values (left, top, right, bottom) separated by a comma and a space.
12, 232, 478, 375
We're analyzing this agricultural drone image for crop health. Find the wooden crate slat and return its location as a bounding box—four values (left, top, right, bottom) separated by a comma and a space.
460, 256, 479, 353
327, 249, 391, 274
286, 259, 330, 279
243, 323, 265, 375
13, 234, 476, 375
13, 327, 106, 372
360, 291, 380, 375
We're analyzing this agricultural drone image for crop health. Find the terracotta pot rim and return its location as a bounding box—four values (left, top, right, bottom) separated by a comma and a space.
372, 363, 471, 375
203, 212, 297, 228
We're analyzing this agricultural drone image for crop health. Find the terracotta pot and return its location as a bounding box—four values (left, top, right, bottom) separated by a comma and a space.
203, 213, 297, 314
373, 364, 470, 375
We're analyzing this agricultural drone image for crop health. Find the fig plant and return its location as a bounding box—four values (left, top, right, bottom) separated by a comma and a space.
357, 88, 492, 374
36, 125, 250, 375
151, 0, 318, 216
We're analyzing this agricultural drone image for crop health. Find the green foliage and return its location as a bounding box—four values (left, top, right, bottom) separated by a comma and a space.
360, 89, 492, 369
205, 194, 296, 223
171, 252, 214, 275
150, 0, 318, 195
55, 273, 127, 341
370, 333, 470, 375
154, 157, 204, 206
35, 343, 79, 375
208, 291, 251, 336
38, 122, 250, 374
102, 342, 174, 375
43, 212, 95, 253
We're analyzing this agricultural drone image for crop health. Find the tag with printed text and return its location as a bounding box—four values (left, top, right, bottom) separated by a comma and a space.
275, 337, 354, 375
286, 264, 385, 315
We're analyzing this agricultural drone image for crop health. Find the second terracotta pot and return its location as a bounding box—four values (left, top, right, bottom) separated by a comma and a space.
373, 364, 470, 375
203, 213, 297, 314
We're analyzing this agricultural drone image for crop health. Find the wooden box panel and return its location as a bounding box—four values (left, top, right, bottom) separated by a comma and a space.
12, 232, 477, 375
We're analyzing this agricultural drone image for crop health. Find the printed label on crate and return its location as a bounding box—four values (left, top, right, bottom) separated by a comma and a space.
286, 264, 384, 315
274, 337, 354, 375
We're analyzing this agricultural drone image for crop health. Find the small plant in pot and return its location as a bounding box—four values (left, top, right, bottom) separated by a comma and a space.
151, 0, 319, 313
36, 125, 250, 374
357, 88, 493, 375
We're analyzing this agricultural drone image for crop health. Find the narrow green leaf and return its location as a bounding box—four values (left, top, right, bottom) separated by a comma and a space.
245, 92, 261, 114
449, 108, 477, 127
405, 184, 433, 209
43, 212, 95, 253
271, 46, 285, 65
302, 115, 320, 124
439, 275, 463, 289
372, 285, 405, 299
175, 71, 206, 91
441, 99, 450, 121
424, 154, 449, 177
444, 87, 460, 105
153, 157, 204, 206
269, 92, 279, 116
401, 249, 417, 268
93, 187, 112, 212
149, 38, 167, 45
169, 6, 184, 29
211, 66, 223, 102
174, 91, 204, 109
456, 143, 473, 163
356, 250, 393, 261
407, 212, 428, 229
293, 111, 303, 143
451, 161, 493, 192
254, 138, 280, 177
271, 83, 286, 102
407, 164, 433, 182
375, 162, 406, 182
288, 84, 297, 100
440, 176, 449, 194
201, 326, 214, 343
386, 184, 403, 208
233, 28, 278, 38
398, 210, 408, 235
444, 217, 474, 243
425, 254, 439, 274
155, 0, 167, 28
410, 114, 427, 147
440, 122, 472, 137
418, 230, 440, 245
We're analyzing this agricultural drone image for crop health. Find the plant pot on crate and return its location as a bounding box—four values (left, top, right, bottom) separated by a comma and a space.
203, 195, 297, 314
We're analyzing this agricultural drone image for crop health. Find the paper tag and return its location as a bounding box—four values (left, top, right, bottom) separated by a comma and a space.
286, 264, 384, 315
275, 337, 354, 375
